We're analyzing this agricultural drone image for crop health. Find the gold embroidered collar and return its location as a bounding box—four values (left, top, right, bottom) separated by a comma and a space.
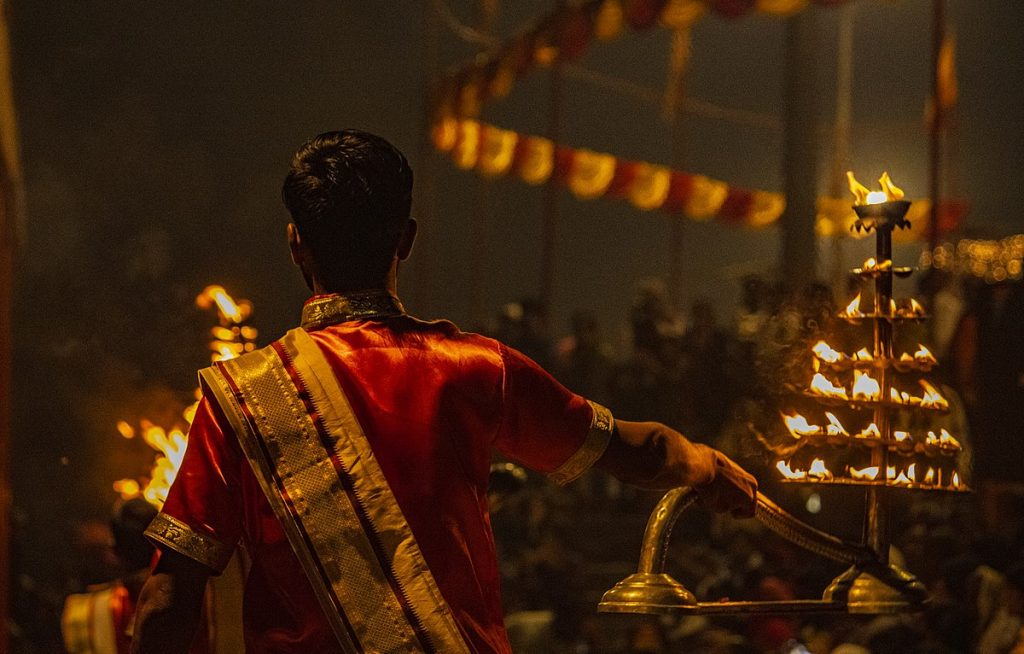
301, 291, 406, 330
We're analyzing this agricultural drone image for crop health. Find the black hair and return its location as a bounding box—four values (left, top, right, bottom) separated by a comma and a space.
282, 130, 413, 290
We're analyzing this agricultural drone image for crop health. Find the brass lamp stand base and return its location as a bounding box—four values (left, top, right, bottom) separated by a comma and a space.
598, 488, 929, 616
823, 564, 928, 614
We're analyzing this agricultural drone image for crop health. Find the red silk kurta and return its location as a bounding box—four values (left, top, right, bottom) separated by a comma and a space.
157, 311, 602, 653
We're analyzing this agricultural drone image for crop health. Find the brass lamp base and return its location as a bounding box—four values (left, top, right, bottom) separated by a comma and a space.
824, 564, 928, 614
598, 573, 697, 614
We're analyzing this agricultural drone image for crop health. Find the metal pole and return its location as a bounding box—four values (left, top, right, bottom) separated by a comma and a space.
781, 11, 820, 289
927, 0, 946, 251
412, 0, 442, 312
828, 5, 855, 290
668, 29, 690, 308
540, 62, 563, 314
866, 225, 894, 563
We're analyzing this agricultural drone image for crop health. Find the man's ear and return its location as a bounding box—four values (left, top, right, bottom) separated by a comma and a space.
287, 223, 303, 265
396, 218, 417, 261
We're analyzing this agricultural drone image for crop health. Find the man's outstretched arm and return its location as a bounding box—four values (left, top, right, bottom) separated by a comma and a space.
595, 419, 758, 517
131, 551, 210, 654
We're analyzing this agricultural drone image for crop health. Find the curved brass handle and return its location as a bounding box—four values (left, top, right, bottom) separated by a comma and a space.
636, 488, 875, 576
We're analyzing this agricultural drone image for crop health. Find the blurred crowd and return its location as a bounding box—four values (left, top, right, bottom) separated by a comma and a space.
17, 272, 1024, 654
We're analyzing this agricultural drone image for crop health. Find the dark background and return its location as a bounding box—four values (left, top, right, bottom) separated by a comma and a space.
8, 0, 1024, 597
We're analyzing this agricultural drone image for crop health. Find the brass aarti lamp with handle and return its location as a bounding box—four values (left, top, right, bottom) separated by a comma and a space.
600, 173, 966, 616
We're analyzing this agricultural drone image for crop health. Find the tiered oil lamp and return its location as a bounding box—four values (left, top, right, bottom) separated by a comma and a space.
600, 173, 966, 616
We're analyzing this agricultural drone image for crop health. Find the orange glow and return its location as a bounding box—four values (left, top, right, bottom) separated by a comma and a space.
197, 285, 244, 324
809, 373, 848, 400
116, 420, 135, 439
113, 478, 141, 499
919, 380, 949, 410
141, 426, 188, 508
850, 465, 880, 480
824, 412, 848, 436
212, 340, 243, 362
812, 340, 842, 364
183, 401, 199, 424
781, 412, 819, 438
851, 370, 881, 402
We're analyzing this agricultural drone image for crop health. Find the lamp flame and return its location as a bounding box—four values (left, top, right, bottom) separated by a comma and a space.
812, 340, 842, 364
809, 373, 848, 400
914, 344, 937, 366
847, 171, 905, 205
808, 459, 833, 480
851, 370, 881, 402
781, 412, 819, 439
776, 460, 803, 480
841, 293, 864, 318
847, 171, 871, 205
824, 412, 848, 436
919, 380, 949, 410
855, 423, 881, 440
850, 465, 880, 480
879, 172, 905, 201
852, 348, 873, 362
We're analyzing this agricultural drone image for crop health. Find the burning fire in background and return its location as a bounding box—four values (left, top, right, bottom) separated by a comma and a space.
113, 286, 257, 508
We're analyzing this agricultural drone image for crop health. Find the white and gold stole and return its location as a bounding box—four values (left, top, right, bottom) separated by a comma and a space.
200, 328, 470, 654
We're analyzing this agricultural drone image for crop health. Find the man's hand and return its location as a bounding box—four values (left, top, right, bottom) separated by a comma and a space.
131, 550, 211, 654
596, 420, 757, 517
683, 441, 758, 518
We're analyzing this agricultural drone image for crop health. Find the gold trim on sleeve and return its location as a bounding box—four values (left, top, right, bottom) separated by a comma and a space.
548, 400, 614, 486
144, 512, 235, 573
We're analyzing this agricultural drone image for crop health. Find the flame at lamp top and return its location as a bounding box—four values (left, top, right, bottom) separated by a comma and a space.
847, 171, 905, 206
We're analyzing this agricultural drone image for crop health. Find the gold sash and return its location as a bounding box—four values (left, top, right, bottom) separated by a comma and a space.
199, 328, 470, 654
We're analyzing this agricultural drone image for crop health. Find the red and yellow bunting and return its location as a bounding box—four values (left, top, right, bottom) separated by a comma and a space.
435, 118, 785, 226
436, 118, 965, 238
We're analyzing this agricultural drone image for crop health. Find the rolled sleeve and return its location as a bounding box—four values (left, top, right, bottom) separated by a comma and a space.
494, 344, 614, 485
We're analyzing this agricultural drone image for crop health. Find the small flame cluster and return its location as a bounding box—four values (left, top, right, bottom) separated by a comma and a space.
776, 459, 964, 490
837, 292, 926, 320
781, 412, 961, 455
846, 171, 904, 206
114, 286, 258, 508
196, 285, 258, 362
806, 370, 948, 410
811, 341, 937, 372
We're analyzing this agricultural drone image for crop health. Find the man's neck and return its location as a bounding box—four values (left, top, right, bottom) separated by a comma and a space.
311, 260, 400, 297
